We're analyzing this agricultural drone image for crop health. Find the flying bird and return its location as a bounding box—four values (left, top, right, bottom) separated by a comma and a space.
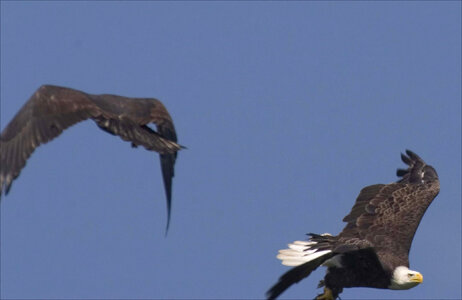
266, 150, 439, 299
0, 85, 183, 231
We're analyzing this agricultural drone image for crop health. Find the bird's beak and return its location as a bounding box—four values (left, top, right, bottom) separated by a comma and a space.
411, 272, 423, 283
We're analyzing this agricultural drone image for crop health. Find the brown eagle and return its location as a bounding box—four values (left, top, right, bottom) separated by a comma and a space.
0, 85, 183, 231
267, 150, 440, 299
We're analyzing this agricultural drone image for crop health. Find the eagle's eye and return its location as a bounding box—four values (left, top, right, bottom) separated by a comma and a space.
408, 273, 413, 277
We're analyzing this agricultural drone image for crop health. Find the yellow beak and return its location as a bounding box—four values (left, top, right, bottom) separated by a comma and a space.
411, 272, 423, 283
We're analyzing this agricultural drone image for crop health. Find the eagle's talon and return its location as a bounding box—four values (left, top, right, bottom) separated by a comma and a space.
315, 287, 334, 300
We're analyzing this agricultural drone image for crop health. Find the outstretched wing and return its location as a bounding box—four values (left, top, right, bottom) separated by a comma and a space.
0, 85, 100, 196
0, 85, 182, 231
339, 150, 440, 268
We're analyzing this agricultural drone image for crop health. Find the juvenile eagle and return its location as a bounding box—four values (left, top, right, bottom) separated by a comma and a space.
0, 85, 183, 230
266, 150, 439, 299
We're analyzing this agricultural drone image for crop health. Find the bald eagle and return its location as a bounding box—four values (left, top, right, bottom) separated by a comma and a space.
266, 150, 439, 299
0, 85, 183, 231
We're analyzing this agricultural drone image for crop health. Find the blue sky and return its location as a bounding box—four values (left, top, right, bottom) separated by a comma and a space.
0, 2, 460, 299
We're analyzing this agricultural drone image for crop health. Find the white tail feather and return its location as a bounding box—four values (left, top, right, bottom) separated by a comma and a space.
292, 240, 315, 245
276, 240, 332, 267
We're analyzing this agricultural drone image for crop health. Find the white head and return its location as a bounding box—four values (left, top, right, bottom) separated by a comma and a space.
389, 266, 423, 290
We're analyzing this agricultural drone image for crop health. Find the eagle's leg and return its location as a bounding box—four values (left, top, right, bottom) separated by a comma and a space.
315, 287, 334, 300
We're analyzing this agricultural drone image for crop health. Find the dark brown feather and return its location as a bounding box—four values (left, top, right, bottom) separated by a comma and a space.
266, 255, 332, 300
338, 150, 439, 270
267, 150, 440, 299
0, 85, 182, 230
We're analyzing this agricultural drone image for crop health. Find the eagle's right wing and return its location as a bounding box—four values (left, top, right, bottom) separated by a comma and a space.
339, 150, 440, 267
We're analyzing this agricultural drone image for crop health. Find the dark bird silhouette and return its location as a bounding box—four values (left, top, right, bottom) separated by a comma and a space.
267, 150, 439, 299
0, 85, 183, 231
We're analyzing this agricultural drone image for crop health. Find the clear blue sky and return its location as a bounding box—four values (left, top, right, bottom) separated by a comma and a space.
1, 2, 460, 299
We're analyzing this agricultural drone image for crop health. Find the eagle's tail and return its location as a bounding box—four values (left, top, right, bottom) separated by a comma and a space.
276, 236, 333, 267
266, 233, 335, 299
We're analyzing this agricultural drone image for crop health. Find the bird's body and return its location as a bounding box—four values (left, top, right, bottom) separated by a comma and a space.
267, 150, 439, 299
0, 85, 182, 230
